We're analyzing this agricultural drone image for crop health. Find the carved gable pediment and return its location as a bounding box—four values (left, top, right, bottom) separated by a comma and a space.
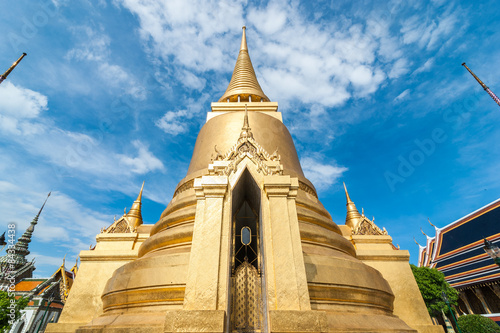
101, 215, 133, 234
353, 216, 388, 236
208, 110, 283, 177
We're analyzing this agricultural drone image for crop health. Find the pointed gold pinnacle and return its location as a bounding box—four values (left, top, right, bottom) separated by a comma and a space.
343, 182, 361, 231
125, 181, 145, 230
219, 27, 269, 103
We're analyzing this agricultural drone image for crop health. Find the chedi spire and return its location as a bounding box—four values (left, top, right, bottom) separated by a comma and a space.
125, 181, 144, 231
343, 183, 361, 231
219, 27, 270, 103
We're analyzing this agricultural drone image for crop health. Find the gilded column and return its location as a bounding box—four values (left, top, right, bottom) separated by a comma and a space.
263, 175, 310, 311
183, 176, 228, 310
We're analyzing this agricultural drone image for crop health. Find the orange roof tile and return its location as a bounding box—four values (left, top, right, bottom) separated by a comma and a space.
15, 280, 45, 291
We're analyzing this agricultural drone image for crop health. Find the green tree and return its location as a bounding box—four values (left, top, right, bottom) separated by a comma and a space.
0, 291, 29, 332
411, 264, 459, 317
457, 314, 500, 333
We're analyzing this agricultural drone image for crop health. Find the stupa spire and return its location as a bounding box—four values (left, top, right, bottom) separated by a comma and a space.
125, 181, 144, 231
218, 27, 270, 103
462, 62, 500, 107
13, 192, 51, 260
0, 53, 27, 85
343, 183, 361, 230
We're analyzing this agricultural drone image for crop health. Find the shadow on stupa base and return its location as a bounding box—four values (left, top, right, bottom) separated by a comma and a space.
68, 309, 439, 333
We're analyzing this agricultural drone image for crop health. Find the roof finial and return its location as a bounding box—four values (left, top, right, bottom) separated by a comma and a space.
239, 105, 254, 139
218, 27, 270, 103
428, 217, 437, 230
414, 237, 422, 247
240, 26, 248, 51
462, 62, 500, 107
420, 227, 428, 237
0, 53, 27, 85
71, 256, 79, 277
343, 182, 361, 231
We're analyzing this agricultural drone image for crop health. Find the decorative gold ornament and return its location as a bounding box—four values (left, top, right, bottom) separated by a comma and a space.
208, 107, 283, 176
353, 216, 388, 236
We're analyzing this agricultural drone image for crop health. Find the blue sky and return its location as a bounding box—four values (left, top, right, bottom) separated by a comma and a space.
0, 0, 499, 277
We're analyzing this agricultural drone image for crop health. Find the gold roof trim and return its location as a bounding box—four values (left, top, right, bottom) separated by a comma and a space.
218, 27, 270, 103
51, 255, 73, 302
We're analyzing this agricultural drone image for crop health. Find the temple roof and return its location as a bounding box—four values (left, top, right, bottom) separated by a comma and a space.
418, 197, 500, 289
218, 27, 270, 103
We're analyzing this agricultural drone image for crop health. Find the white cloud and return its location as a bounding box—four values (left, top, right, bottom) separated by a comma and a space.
29, 253, 67, 268
389, 58, 410, 79
155, 109, 189, 135
155, 94, 210, 135
301, 156, 348, 191
393, 89, 410, 103
0, 183, 113, 276
118, 140, 165, 174
248, 3, 287, 35
400, 6, 462, 51
66, 26, 146, 99
413, 58, 434, 75
0, 82, 164, 179
117, 0, 396, 108
118, 0, 245, 73
0, 82, 48, 118
99, 62, 147, 100
176, 69, 206, 91
66, 26, 110, 61
0, 185, 111, 246
0, 82, 48, 135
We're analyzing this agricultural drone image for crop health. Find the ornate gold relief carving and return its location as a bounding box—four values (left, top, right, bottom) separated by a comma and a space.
101, 215, 133, 233
353, 215, 388, 236
173, 179, 195, 197
298, 181, 318, 198
209, 109, 283, 177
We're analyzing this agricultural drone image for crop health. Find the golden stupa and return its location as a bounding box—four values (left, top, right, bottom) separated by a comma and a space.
47, 28, 442, 333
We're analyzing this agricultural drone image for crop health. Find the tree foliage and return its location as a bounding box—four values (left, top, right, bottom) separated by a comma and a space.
410, 264, 459, 317
457, 314, 500, 333
0, 291, 29, 332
